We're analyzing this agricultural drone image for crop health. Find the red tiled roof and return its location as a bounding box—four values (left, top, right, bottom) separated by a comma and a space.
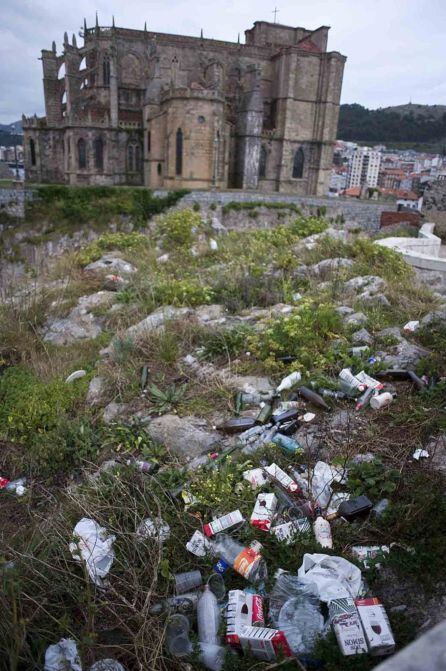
342, 186, 361, 197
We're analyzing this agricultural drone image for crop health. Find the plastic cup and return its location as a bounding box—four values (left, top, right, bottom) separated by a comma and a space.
370, 392, 393, 410
174, 569, 202, 594
166, 614, 192, 657
207, 573, 226, 602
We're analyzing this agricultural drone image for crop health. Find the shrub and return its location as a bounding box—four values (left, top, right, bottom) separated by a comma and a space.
248, 300, 344, 373
151, 277, 214, 306
77, 231, 150, 266
157, 208, 202, 248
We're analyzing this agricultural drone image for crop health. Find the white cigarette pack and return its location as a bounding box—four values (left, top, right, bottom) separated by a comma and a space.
238, 625, 292, 661
329, 598, 367, 656
355, 598, 395, 656
271, 518, 311, 544
243, 467, 268, 489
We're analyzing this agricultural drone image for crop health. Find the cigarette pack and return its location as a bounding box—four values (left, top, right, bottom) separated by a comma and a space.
355, 598, 395, 656
238, 626, 292, 661
350, 545, 390, 569
203, 509, 244, 537
243, 467, 268, 489
264, 463, 299, 493
329, 598, 367, 656
250, 493, 278, 531
226, 590, 265, 646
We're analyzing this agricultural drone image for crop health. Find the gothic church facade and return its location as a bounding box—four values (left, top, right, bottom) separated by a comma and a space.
23, 19, 346, 195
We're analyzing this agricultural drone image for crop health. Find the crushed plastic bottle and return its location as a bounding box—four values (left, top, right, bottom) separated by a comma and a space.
278, 596, 324, 655
211, 534, 267, 584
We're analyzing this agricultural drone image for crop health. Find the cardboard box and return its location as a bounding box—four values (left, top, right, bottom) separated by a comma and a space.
270, 518, 311, 544
238, 626, 292, 661
329, 598, 367, 656
250, 493, 278, 531
264, 463, 299, 494
355, 598, 395, 656
226, 590, 265, 646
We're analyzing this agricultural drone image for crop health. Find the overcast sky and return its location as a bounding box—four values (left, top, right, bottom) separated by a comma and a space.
1, 0, 445, 123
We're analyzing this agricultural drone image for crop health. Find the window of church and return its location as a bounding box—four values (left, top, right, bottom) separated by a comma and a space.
157, 162, 162, 176
127, 142, 141, 172
94, 137, 104, 170
198, 116, 205, 124
30, 138, 36, 166
292, 147, 304, 179
176, 128, 183, 176
259, 145, 267, 178
78, 138, 86, 169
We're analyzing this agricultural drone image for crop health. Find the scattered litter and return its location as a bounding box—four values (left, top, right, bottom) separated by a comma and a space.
370, 392, 393, 410
329, 598, 367, 656
204, 510, 244, 537
136, 517, 171, 542
298, 386, 330, 410
174, 570, 202, 594
313, 515, 333, 548
0, 477, 27, 496
403, 320, 420, 333
270, 518, 311, 544
44, 638, 82, 671
65, 370, 87, 384
250, 493, 278, 531
243, 467, 268, 489
337, 495, 373, 522
186, 530, 212, 557
69, 518, 115, 587
278, 594, 324, 655
150, 592, 199, 616
355, 597, 395, 655
90, 661, 126, 671
209, 238, 219, 251
166, 613, 192, 657
211, 534, 267, 583
350, 545, 390, 568
413, 448, 429, 461
271, 433, 303, 454
276, 371, 301, 393
300, 412, 316, 422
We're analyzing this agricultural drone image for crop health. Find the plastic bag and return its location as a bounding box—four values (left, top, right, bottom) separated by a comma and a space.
278, 596, 324, 655
69, 518, 115, 587
44, 638, 82, 671
311, 461, 346, 509
269, 572, 319, 626
136, 517, 170, 542
298, 553, 362, 603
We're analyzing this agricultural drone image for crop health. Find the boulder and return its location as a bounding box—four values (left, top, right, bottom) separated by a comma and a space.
310, 258, 354, 276
125, 306, 192, 340
43, 291, 116, 345
345, 311, 368, 327
345, 275, 387, 295
421, 308, 446, 327
335, 306, 354, 317
377, 328, 430, 368
360, 293, 391, 307
352, 328, 374, 346
85, 254, 136, 274
86, 376, 106, 406
146, 414, 220, 461
103, 402, 130, 424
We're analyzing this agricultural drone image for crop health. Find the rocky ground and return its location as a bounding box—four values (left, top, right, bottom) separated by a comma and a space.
0, 194, 445, 671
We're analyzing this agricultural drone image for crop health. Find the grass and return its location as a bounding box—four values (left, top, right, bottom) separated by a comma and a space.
1, 200, 446, 670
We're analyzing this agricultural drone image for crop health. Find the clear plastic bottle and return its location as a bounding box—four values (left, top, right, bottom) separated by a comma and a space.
197, 585, 220, 645
276, 371, 302, 393
211, 534, 267, 584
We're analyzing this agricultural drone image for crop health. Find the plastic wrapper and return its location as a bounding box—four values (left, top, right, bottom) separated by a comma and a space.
69, 518, 115, 587
44, 638, 82, 671
136, 517, 170, 542
278, 595, 324, 655
297, 553, 362, 603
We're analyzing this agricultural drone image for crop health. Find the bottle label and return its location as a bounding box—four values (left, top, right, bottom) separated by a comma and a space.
0, 477, 10, 489
203, 509, 244, 537
233, 547, 260, 579
213, 558, 230, 574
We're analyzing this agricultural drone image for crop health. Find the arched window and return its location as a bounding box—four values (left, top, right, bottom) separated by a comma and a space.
127, 142, 141, 172
147, 130, 151, 153
94, 137, 104, 170
175, 128, 183, 176
292, 147, 304, 179
29, 138, 36, 166
259, 145, 267, 178
157, 162, 162, 176
103, 55, 111, 87
78, 138, 86, 169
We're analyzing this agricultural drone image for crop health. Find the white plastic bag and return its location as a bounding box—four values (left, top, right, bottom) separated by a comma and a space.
44, 638, 82, 671
311, 461, 347, 509
69, 518, 115, 587
297, 553, 362, 603
136, 517, 170, 542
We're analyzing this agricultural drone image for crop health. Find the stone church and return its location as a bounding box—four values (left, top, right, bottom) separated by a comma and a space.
23, 18, 346, 195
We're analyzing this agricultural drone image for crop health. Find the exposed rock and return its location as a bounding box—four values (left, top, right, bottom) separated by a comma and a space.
85, 253, 136, 274
351, 328, 374, 346
42, 291, 115, 345
103, 402, 130, 424
335, 306, 354, 316
310, 257, 354, 276
360, 293, 391, 307
345, 275, 387, 295
377, 327, 429, 368
146, 414, 220, 461
182, 355, 273, 396
194, 304, 226, 323
86, 376, 106, 406
328, 409, 355, 431
125, 306, 192, 340
294, 227, 347, 251
421, 308, 446, 327
427, 433, 446, 473
345, 311, 368, 327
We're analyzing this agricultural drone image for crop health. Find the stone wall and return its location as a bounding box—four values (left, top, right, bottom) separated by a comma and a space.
0, 187, 28, 219
158, 190, 392, 231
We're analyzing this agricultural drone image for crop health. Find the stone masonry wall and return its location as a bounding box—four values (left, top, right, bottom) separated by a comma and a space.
0, 188, 28, 219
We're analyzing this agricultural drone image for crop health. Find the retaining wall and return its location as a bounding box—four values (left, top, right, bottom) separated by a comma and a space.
0, 187, 27, 218
155, 190, 392, 231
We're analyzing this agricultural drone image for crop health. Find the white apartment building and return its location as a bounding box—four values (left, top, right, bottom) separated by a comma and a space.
348, 147, 381, 188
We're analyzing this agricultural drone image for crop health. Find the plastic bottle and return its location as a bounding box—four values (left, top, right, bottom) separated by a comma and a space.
297, 386, 330, 411
149, 592, 199, 616
276, 371, 301, 393
211, 534, 267, 584
272, 433, 303, 454
197, 585, 220, 645
313, 516, 333, 549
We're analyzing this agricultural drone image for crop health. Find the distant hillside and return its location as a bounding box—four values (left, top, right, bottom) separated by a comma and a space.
0, 120, 23, 134
338, 103, 446, 151
0, 120, 23, 148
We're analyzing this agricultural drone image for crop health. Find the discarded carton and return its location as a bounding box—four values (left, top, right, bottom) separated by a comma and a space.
226, 590, 265, 646
350, 545, 390, 568
329, 598, 367, 656
271, 518, 311, 544
238, 626, 292, 661
186, 530, 212, 557
203, 510, 244, 537
355, 597, 395, 656
243, 467, 268, 489
250, 493, 278, 532
264, 463, 299, 493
